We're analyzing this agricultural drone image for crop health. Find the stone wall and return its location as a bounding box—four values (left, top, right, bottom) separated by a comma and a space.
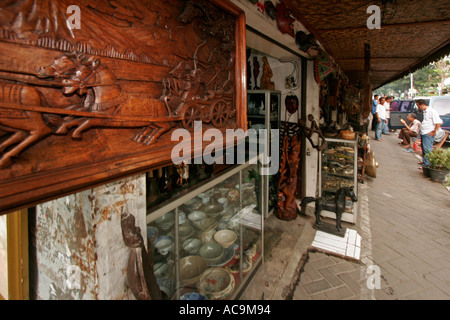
31, 174, 146, 300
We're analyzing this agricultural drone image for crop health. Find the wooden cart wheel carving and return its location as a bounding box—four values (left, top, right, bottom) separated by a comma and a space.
181, 103, 203, 130
211, 99, 230, 128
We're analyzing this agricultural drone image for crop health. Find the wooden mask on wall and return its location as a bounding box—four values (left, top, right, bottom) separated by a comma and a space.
0, 0, 247, 214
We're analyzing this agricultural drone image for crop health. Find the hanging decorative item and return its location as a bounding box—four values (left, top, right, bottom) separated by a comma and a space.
256, 1, 265, 13
285, 94, 299, 114
295, 31, 316, 52
299, 114, 328, 151
314, 51, 335, 84
276, 3, 295, 37
264, 1, 278, 20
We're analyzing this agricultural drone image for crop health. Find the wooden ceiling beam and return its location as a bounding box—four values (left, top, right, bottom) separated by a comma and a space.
315, 19, 450, 32
337, 57, 421, 60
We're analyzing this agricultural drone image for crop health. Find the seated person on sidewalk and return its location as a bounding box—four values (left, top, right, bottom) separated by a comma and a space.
398, 113, 420, 149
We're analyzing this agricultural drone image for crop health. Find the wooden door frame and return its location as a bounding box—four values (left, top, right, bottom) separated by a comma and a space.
2, 210, 29, 300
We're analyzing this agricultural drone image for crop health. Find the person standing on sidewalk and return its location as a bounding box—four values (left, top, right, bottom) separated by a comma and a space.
417, 99, 443, 168
375, 96, 388, 141
371, 94, 379, 131
385, 96, 393, 132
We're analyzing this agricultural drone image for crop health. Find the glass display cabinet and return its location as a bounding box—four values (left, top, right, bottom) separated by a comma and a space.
247, 90, 281, 217
146, 158, 264, 300
318, 137, 358, 224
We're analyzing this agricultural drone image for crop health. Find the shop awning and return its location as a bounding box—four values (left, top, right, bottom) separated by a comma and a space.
283, 0, 450, 89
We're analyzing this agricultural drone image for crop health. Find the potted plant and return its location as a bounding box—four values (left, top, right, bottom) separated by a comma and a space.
425, 148, 450, 183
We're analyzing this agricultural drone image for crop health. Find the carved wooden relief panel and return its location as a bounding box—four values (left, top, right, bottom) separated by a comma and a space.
0, 0, 247, 214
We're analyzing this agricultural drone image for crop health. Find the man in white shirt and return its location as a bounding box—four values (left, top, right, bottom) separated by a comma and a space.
385, 96, 393, 133
375, 96, 388, 141
398, 113, 420, 150
417, 99, 443, 168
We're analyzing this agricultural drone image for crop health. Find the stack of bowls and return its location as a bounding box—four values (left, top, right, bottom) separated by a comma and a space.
198, 267, 235, 300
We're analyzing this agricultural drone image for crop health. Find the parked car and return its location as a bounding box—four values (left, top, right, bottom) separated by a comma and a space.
388, 99, 420, 129
427, 96, 450, 133
389, 96, 450, 141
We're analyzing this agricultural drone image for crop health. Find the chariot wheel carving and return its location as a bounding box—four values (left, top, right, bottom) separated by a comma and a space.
211, 99, 230, 128
181, 103, 203, 130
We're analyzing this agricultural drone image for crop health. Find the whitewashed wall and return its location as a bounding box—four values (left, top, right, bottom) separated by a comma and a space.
304, 60, 321, 198
33, 174, 146, 300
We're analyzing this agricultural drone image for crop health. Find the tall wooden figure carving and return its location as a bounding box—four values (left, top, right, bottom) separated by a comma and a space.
277, 135, 301, 221
121, 210, 163, 300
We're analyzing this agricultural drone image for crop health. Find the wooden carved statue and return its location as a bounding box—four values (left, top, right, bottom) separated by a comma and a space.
247, 49, 252, 89
176, 162, 189, 186
253, 56, 260, 90
299, 114, 327, 151
121, 209, 163, 300
260, 56, 275, 91
277, 135, 301, 221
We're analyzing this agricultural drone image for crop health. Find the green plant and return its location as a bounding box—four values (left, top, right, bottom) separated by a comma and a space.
425, 148, 450, 170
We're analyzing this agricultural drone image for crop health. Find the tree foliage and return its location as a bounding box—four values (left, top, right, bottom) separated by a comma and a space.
377, 56, 450, 97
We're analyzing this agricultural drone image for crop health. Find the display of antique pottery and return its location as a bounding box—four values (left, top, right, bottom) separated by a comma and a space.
146, 161, 263, 299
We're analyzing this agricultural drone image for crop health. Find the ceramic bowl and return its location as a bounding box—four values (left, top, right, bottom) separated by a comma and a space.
198, 192, 211, 205
179, 224, 195, 243
153, 262, 169, 278
157, 278, 175, 299
155, 212, 174, 231
180, 292, 207, 300
146, 226, 159, 243
185, 197, 202, 211
242, 182, 255, 192
217, 198, 228, 208
199, 242, 224, 264
179, 255, 208, 285
198, 267, 235, 300
214, 230, 237, 248
183, 238, 202, 255
226, 218, 240, 232
203, 204, 223, 216
188, 211, 206, 227
199, 226, 217, 244
178, 211, 187, 225
154, 235, 174, 256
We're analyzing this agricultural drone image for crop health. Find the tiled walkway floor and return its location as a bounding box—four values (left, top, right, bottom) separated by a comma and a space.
291, 132, 450, 300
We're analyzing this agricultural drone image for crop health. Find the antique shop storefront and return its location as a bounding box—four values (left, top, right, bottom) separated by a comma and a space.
0, 0, 369, 300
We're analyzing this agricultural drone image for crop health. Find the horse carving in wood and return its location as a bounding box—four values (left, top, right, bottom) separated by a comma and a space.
300, 187, 358, 232
0, 53, 97, 168
56, 56, 175, 145
0, 82, 53, 168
